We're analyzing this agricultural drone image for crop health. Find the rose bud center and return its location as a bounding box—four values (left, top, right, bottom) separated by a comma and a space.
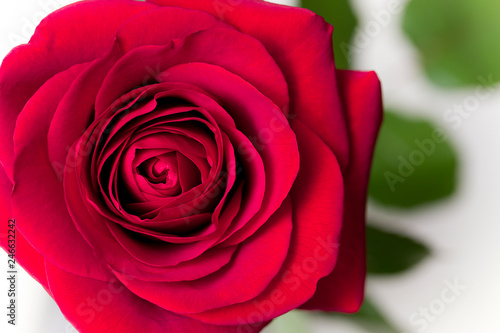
137, 153, 179, 189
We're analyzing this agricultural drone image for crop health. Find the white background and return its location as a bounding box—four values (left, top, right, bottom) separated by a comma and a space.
1, 0, 499, 332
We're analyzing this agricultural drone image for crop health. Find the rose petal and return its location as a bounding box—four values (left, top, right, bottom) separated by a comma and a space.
115, 198, 292, 313
45, 261, 265, 333
301, 70, 383, 312
0, 165, 48, 290
186, 120, 344, 325
113, 6, 232, 53
65, 148, 216, 277
114, 245, 238, 282
95, 28, 289, 116
11, 63, 110, 281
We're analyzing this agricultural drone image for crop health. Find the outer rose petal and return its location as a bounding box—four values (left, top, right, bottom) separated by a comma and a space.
185, 120, 344, 325
12, 63, 110, 281
146, 0, 351, 170
0, 0, 156, 177
0, 164, 49, 290
45, 262, 268, 333
112, 6, 232, 53
302, 71, 383, 312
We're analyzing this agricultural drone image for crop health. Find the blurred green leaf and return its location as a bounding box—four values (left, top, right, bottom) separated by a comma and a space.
403, 0, 500, 87
301, 0, 357, 69
369, 110, 458, 208
367, 224, 430, 274
345, 298, 400, 333
267, 310, 309, 333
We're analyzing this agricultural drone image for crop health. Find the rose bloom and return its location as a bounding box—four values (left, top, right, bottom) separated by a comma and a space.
0, 0, 382, 332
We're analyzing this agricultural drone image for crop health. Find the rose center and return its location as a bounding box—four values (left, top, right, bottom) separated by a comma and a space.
137, 153, 179, 189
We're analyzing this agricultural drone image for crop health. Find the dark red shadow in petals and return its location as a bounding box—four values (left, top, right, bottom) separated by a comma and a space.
94, 117, 215, 217
103, 142, 235, 265
157, 63, 299, 246
112, 244, 238, 283
0, 0, 156, 176
127, 87, 268, 242
111, 131, 209, 212
87, 86, 225, 204
112, 214, 212, 243
45, 261, 262, 333
76, 99, 224, 234
147, 0, 350, 170
186, 121, 344, 325
177, 152, 204, 191
127, 150, 183, 200
65, 107, 234, 272
301, 71, 383, 313
105, 216, 217, 267
64, 148, 221, 281
115, 197, 292, 314
11, 63, 111, 281
66, 80, 269, 261
119, 180, 244, 247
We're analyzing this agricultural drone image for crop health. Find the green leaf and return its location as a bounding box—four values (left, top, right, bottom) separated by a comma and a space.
301, 0, 357, 69
403, 0, 500, 87
345, 298, 400, 333
265, 310, 309, 333
366, 224, 430, 274
368, 110, 458, 208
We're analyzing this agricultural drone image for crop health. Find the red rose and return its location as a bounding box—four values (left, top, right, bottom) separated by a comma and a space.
0, 0, 382, 332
